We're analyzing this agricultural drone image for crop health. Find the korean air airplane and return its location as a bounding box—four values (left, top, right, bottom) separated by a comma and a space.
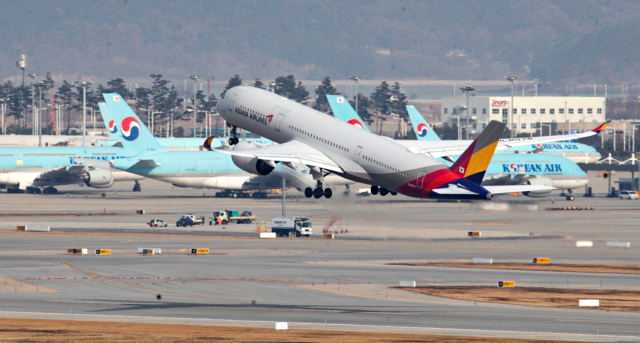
327, 96, 589, 197
98, 94, 350, 198
0, 140, 141, 194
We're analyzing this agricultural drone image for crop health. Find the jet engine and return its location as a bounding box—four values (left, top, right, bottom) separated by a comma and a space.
82, 169, 114, 188
231, 141, 275, 176
522, 177, 553, 198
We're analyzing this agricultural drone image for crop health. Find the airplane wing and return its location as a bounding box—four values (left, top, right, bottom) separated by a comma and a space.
396, 121, 610, 158
34, 165, 88, 182
74, 157, 112, 169
431, 184, 554, 195
214, 140, 343, 173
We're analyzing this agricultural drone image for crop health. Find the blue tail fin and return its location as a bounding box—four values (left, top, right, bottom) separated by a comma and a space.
406, 105, 440, 141
102, 93, 165, 155
326, 95, 371, 132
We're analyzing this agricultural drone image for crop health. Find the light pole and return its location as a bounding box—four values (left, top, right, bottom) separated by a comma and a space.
189, 75, 199, 138
460, 86, 474, 139
506, 76, 517, 137
37, 82, 44, 146
81, 82, 88, 146
28, 74, 37, 135
350, 76, 360, 115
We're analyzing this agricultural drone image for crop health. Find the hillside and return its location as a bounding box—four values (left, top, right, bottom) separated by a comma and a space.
0, 0, 639, 84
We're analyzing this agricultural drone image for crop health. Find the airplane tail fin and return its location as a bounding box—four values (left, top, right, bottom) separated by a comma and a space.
450, 120, 506, 185
406, 105, 440, 141
326, 95, 371, 132
102, 93, 165, 155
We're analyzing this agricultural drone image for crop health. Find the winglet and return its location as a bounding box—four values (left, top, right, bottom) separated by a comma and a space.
591, 120, 611, 133
450, 121, 506, 185
203, 136, 215, 151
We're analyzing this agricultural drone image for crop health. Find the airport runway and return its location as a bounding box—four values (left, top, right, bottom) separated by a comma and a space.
1, 178, 640, 341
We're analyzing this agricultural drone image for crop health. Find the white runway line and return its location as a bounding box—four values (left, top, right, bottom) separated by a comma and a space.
0, 310, 638, 341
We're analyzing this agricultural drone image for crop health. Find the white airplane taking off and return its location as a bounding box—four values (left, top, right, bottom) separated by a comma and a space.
212, 87, 603, 200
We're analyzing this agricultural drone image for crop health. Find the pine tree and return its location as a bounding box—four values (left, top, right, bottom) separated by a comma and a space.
389, 82, 408, 120
253, 78, 265, 89
221, 74, 242, 98
313, 76, 340, 112
275, 75, 309, 103
348, 93, 374, 125
57, 80, 76, 134
106, 78, 131, 99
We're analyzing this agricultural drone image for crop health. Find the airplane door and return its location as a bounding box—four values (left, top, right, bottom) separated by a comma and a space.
228, 93, 237, 111
176, 168, 182, 176
353, 146, 362, 163
0, 163, 5, 172
275, 113, 284, 131
416, 172, 426, 189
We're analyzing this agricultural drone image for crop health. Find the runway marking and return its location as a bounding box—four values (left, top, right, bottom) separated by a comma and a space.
556, 319, 640, 324
58, 262, 233, 301
0, 275, 59, 293
460, 222, 506, 226
0, 310, 638, 340
46, 300, 167, 305
196, 277, 295, 283
27, 277, 182, 280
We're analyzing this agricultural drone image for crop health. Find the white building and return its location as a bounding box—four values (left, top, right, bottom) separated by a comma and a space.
440, 96, 606, 136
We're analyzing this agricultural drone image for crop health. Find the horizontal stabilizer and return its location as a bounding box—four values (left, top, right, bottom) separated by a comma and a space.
430, 184, 478, 195
484, 185, 555, 194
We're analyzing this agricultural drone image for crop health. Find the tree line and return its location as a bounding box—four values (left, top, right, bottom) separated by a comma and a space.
0, 73, 413, 137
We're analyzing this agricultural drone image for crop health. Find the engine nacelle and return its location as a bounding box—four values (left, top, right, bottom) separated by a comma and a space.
231, 141, 275, 176
83, 169, 114, 188
523, 177, 553, 198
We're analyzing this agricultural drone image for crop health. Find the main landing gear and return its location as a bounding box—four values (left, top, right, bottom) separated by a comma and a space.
371, 185, 397, 196
133, 181, 142, 192
25, 187, 41, 194
42, 187, 58, 195
305, 180, 332, 199
229, 126, 239, 145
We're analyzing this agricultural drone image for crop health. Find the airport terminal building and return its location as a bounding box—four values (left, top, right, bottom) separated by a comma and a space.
440, 96, 606, 135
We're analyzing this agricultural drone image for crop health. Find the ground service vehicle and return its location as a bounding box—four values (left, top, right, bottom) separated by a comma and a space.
177, 215, 204, 227
620, 190, 639, 200
271, 216, 312, 237
213, 210, 257, 224
148, 219, 167, 227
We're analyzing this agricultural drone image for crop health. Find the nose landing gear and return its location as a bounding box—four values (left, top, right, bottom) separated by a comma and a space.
229, 126, 239, 145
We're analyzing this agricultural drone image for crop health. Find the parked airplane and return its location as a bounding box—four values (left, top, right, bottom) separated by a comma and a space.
326, 96, 588, 197
97, 95, 350, 198
0, 142, 142, 194
208, 86, 605, 200
403, 103, 601, 162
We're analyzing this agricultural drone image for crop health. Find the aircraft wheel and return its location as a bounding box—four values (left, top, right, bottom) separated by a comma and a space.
304, 187, 313, 198
26, 187, 40, 194
323, 188, 333, 199
371, 186, 379, 195
390, 191, 397, 196
379, 187, 389, 196
313, 187, 323, 199
133, 183, 141, 192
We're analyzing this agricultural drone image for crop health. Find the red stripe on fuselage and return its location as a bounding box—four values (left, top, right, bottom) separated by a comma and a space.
395, 168, 461, 198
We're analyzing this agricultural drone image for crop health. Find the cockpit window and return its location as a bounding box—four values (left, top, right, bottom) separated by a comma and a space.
220, 92, 225, 100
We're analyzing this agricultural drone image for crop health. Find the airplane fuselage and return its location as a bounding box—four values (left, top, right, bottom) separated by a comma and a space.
217, 86, 489, 199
